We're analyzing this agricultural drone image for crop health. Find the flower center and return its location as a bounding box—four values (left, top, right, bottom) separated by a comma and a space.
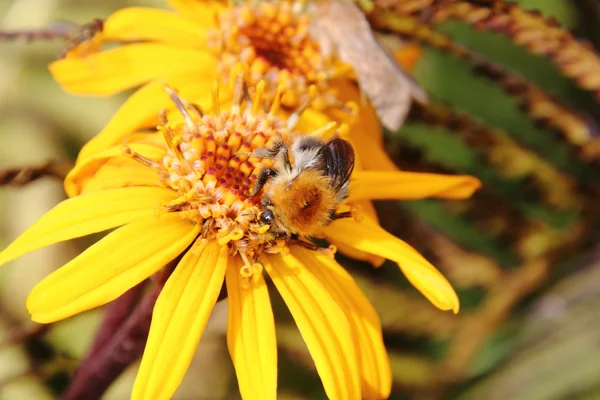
209, 1, 340, 110
124, 76, 341, 268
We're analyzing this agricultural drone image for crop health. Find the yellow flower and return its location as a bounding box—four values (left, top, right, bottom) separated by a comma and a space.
0, 80, 479, 399
49, 0, 421, 161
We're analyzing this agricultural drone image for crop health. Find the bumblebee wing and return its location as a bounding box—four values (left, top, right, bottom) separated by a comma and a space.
320, 138, 355, 194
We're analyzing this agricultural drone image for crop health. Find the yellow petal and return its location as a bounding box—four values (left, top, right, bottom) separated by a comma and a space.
0, 187, 175, 267
133, 240, 227, 400
65, 143, 165, 197
347, 131, 397, 171
327, 78, 385, 142
264, 254, 361, 400
293, 248, 391, 399
167, 0, 223, 26
49, 43, 216, 96
80, 159, 163, 195
329, 200, 385, 267
104, 7, 209, 46
76, 76, 212, 161
226, 257, 277, 400
294, 108, 333, 133
324, 218, 459, 313
349, 171, 481, 201
351, 102, 384, 144
27, 213, 199, 323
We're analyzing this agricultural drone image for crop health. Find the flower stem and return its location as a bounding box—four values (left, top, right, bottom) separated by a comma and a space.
61, 283, 157, 400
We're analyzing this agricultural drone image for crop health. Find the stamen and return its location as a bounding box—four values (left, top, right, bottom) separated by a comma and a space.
240, 264, 253, 278
122, 146, 157, 167
158, 109, 169, 126
309, 121, 337, 139
255, 224, 270, 234
164, 86, 195, 131
269, 84, 285, 117
252, 80, 266, 115
167, 189, 197, 208
252, 262, 263, 275
188, 103, 204, 119
287, 85, 317, 129
239, 251, 261, 286
162, 128, 186, 163
317, 244, 337, 259
337, 123, 350, 139
217, 226, 245, 245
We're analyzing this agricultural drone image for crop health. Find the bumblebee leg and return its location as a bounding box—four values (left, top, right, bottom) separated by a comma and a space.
250, 167, 277, 197
331, 211, 352, 220
253, 140, 293, 171
251, 139, 286, 158
289, 238, 321, 251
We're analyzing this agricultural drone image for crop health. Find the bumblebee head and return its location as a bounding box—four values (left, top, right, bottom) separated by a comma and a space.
259, 209, 275, 224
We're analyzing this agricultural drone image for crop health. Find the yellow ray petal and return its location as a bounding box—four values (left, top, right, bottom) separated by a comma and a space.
80, 159, 163, 195
104, 7, 209, 46
167, 0, 224, 26
329, 200, 385, 267
65, 143, 165, 197
347, 129, 397, 171
327, 78, 385, 141
226, 257, 277, 400
324, 218, 459, 313
264, 254, 361, 400
27, 213, 199, 323
294, 108, 333, 133
351, 102, 384, 144
0, 187, 175, 267
76, 75, 213, 161
49, 43, 216, 96
133, 240, 227, 400
293, 248, 391, 399
349, 171, 481, 201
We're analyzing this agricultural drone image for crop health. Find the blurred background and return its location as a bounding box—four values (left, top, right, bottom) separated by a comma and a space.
1, 0, 600, 399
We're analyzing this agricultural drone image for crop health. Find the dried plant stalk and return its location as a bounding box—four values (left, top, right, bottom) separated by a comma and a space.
454, 193, 586, 261
384, 141, 590, 261
371, 13, 600, 161
408, 101, 583, 211
371, 0, 600, 101
0, 161, 72, 187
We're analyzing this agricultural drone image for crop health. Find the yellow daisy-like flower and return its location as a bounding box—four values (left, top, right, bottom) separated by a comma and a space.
1, 79, 479, 399
49, 0, 421, 162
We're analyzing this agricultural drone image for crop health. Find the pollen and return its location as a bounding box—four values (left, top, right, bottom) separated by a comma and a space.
209, 0, 340, 111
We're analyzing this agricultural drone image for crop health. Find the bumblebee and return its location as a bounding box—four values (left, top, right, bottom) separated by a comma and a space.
250, 135, 355, 238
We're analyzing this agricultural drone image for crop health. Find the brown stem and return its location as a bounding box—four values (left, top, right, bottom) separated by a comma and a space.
61, 284, 158, 400
85, 284, 146, 360
0, 161, 73, 187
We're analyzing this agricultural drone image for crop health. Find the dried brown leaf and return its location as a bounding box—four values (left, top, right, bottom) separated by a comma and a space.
310, 0, 427, 130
